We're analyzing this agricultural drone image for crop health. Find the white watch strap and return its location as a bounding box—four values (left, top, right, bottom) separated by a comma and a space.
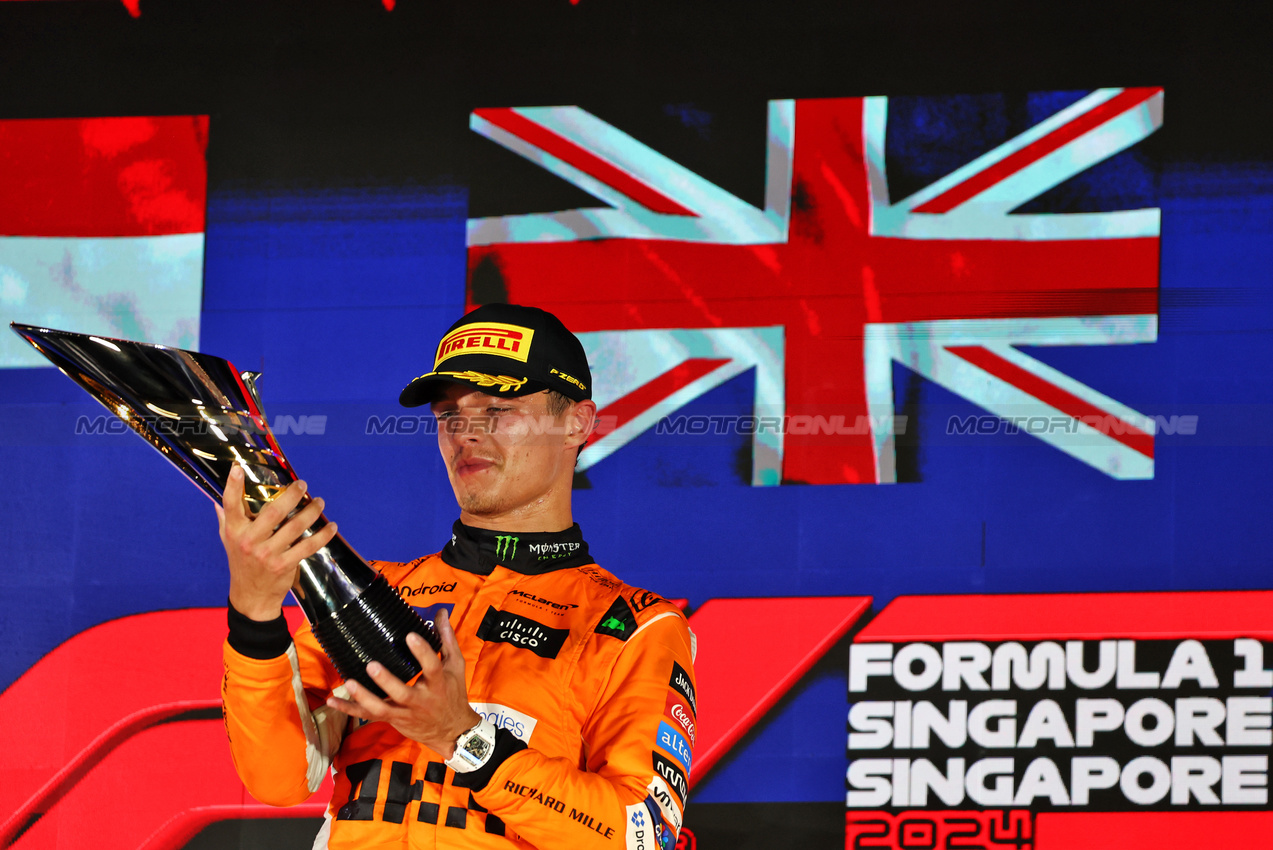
446, 717, 497, 773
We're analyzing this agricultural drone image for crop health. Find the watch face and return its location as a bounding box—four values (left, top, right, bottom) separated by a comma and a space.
465, 735, 492, 760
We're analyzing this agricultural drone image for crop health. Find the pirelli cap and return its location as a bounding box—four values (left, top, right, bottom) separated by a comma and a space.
399, 303, 591, 407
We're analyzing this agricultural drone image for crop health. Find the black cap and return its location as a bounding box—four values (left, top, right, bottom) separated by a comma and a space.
399, 303, 592, 407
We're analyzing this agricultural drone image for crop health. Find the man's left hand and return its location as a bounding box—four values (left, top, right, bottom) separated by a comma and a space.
326, 608, 480, 758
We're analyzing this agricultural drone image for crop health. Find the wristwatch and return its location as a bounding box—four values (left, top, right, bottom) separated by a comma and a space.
445, 716, 497, 773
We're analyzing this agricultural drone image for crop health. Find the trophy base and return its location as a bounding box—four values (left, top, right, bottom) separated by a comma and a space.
309, 573, 442, 697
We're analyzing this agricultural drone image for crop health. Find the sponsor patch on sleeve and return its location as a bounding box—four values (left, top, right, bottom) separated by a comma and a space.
655, 721, 693, 775
646, 775, 684, 832
663, 690, 696, 746
652, 751, 689, 807
668, 661, 697, 717
625, 801, 651, 850
625, 797, 675, 850
595, 595, 638, 640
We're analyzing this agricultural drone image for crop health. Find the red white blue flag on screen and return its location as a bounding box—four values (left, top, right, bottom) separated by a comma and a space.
467, 89, 1162, 485
0, 115, 208, 369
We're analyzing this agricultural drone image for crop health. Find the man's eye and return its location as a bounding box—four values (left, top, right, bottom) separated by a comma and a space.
435, 410, 456, 420
487, 406, 513, 414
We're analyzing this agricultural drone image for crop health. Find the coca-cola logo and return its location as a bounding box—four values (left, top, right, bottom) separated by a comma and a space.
664, 689, 697, 745
671, 703, 696, 744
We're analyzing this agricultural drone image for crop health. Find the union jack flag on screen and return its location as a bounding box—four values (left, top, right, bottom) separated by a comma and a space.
466, 88, 1162, 486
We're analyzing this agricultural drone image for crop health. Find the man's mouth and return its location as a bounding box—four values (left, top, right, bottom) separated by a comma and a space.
455, 456, 497, 476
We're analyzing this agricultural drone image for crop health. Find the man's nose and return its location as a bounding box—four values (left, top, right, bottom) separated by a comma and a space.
445, 411, 494, 440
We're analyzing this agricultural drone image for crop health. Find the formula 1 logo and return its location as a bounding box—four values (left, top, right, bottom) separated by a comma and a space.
846, 590, 1273, 850
467, 90, 1163, 485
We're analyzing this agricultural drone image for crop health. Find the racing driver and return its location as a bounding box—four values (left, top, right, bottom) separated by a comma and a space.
216, 303, 697, 850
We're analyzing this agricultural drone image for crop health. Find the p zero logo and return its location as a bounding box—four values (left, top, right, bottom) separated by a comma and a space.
477, 607, 569, 659
669, 661, 697, 717
435, 322, 534, 366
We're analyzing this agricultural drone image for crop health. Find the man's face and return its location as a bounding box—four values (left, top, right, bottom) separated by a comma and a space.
430, 385, 577, 520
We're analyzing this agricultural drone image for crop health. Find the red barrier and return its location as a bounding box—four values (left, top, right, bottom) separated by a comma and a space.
1, 597, 870, 847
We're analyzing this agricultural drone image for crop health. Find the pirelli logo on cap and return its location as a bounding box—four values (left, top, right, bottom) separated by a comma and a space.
435, 322, 534, 367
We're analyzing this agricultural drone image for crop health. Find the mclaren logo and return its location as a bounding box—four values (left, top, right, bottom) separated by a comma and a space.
509, 588, 579, 613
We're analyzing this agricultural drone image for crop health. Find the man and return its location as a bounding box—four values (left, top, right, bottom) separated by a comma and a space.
217, 303, 696, 850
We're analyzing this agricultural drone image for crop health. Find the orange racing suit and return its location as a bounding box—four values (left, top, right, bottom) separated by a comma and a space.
221, 521, 697, 850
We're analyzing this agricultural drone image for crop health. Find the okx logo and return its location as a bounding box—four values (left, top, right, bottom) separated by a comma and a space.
494, 534, 519, 560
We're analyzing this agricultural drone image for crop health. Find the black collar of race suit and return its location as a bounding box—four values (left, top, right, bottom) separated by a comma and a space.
440, 520, 594, 575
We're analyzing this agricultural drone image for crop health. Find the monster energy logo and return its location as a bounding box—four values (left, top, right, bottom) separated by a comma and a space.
494, 535, 519, 560
600, 616, 625, 632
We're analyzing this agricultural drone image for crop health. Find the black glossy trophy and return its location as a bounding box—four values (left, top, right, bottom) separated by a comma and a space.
11, 323, 439, 696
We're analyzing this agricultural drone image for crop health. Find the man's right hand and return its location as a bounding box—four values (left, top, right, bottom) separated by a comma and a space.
215, 466, 340, 622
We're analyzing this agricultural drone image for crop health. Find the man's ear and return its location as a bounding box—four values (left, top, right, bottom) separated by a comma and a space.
565, 399, 598, 451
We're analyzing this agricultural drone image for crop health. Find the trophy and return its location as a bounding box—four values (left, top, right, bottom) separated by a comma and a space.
11, 323, 440, 696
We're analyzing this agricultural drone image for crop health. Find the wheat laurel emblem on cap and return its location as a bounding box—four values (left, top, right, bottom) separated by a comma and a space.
437, 371, 528, 393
